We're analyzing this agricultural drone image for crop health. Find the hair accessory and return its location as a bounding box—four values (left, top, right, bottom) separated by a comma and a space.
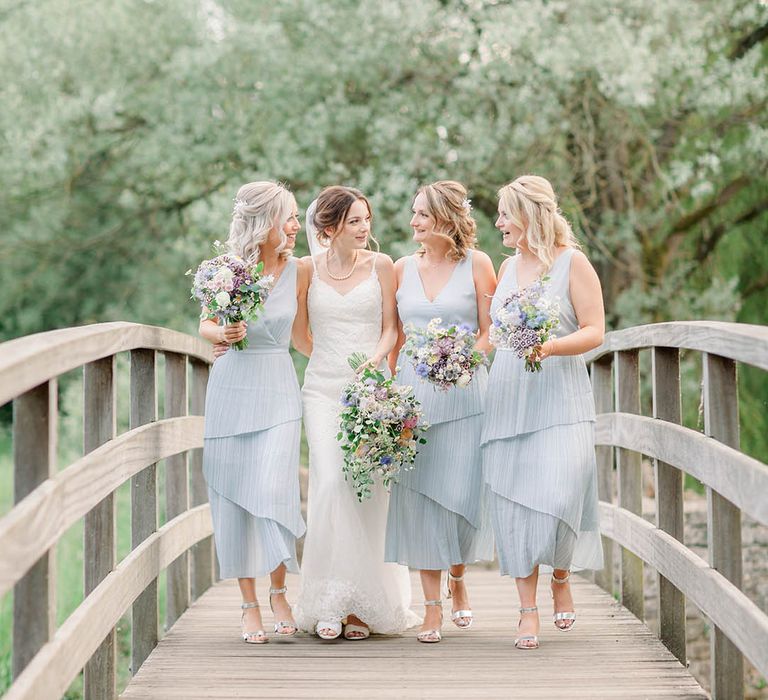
462, 198, 472, 214
232, 198, 249, 218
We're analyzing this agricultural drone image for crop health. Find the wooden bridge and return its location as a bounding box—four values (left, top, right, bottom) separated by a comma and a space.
1, 320, 766, 699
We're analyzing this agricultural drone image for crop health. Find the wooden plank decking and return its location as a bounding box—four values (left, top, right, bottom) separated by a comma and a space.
121, 569, 707, 699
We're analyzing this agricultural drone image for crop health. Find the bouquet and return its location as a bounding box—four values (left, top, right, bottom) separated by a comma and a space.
402, 318, 486, 391
337, 353, 428, 502
489, 276, 560, 372
188, 244, 274, 350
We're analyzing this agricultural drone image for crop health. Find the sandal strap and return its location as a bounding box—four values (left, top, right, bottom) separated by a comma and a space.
553, 612, 576, 621
519, 606, 538, 614
551, 572, 571, 584
241, 601, 259, 609
424, 599, 442, 606
269, 586, 287, 596
451, 609, 473, 619
447, 571, 464, 582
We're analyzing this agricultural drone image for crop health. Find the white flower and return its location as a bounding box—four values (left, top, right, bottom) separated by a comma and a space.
213, 267, 234, 285
214, 291, 231, 308
457, 373, 472, 388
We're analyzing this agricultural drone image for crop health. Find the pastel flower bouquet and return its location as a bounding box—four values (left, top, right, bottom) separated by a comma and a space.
337, 353, 429, 502
490, 277, 560, 372
188, 245, 274, 351
403, 318, 486, 390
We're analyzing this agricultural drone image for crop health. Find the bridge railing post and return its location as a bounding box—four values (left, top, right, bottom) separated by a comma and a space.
83, 356, 117, 700
189, 358, 213, 600
130, 348, 158, 676
165, 352, 190, 628
703, 353, 743, 700
591, 354, 614, 595
651, 346, 686, 664
615, 349, 644, 620
12, 380, 57, 680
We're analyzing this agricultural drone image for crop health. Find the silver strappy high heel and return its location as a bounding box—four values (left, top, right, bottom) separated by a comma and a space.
514, 606, 539, 650
551, 572, 576, 631
416, 599, 443, 643
269, 586, 298, 636
241, 601, 268, 644
445, 571, 473, 629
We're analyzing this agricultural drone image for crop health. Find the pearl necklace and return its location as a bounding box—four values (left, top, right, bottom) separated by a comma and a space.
326, 249, 359, 281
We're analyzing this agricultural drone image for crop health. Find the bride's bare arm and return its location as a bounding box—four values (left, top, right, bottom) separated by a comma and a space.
370, 253, 398, 368
387, 257, 407, 375
291, 257, 314, 357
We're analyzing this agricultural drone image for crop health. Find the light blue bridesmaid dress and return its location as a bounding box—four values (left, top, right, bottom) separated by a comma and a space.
203, 258, 306, 579
384, 251, 494, 570
481, 248, 603, 578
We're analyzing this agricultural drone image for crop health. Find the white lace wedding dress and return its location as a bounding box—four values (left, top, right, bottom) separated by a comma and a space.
294, 258, 419, 634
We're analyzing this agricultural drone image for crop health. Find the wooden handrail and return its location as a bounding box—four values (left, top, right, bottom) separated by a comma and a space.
583, 321, 768, 370
0, 416, 205, 597
0, 322, 213, 406
599, 503, 768, 678
1, 322, 213, 699
596, 413, 768, 526
4, 506, 213, 700
588, 323, 768, 697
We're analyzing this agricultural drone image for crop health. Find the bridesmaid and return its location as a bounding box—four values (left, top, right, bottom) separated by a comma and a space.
481, 175, 605, 650
385, 180, 496, 643
200, 181, 309, 644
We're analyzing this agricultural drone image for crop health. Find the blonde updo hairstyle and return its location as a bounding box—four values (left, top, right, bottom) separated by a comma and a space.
312, 185, 379, 251
226, 181, 295, 264
498, 175, 580, 269
416, 180, 476, 262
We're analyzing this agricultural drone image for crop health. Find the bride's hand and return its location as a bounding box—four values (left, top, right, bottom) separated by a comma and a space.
355, 355, 383, 374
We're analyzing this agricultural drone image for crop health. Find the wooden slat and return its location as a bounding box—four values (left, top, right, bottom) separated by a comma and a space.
583, 321, 768, 370
651, 347, 686, 665
4, 506, 213, 700
651, 348, 686, 664
703, 353, 743, 700
189, 359, 212, 601
590, 355, 614, 595
165, 352, 189, 628
595, 413, 768, 526
615, 350, 643, 621
0, 322, 213, 406
83, 356, 118, 700
130, 349, 158, 675
599, 502, 768, 680
0, 416, 204, 597
120, 570, 707, 700
12, 381, 57, 679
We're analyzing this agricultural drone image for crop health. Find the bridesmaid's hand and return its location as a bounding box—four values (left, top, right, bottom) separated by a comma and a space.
530, 339, 557, 363
212, 342, 229, 360
219, 321, 247, 345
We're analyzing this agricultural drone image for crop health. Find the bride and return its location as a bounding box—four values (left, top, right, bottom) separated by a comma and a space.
293, 185, 418, 640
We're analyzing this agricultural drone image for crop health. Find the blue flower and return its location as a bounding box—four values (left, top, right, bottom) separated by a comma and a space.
380, 455, 392, 465
415, 362, 431, 377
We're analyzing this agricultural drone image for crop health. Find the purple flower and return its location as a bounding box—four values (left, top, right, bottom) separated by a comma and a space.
380, 456, 392, 465
415, 362, 430, 377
